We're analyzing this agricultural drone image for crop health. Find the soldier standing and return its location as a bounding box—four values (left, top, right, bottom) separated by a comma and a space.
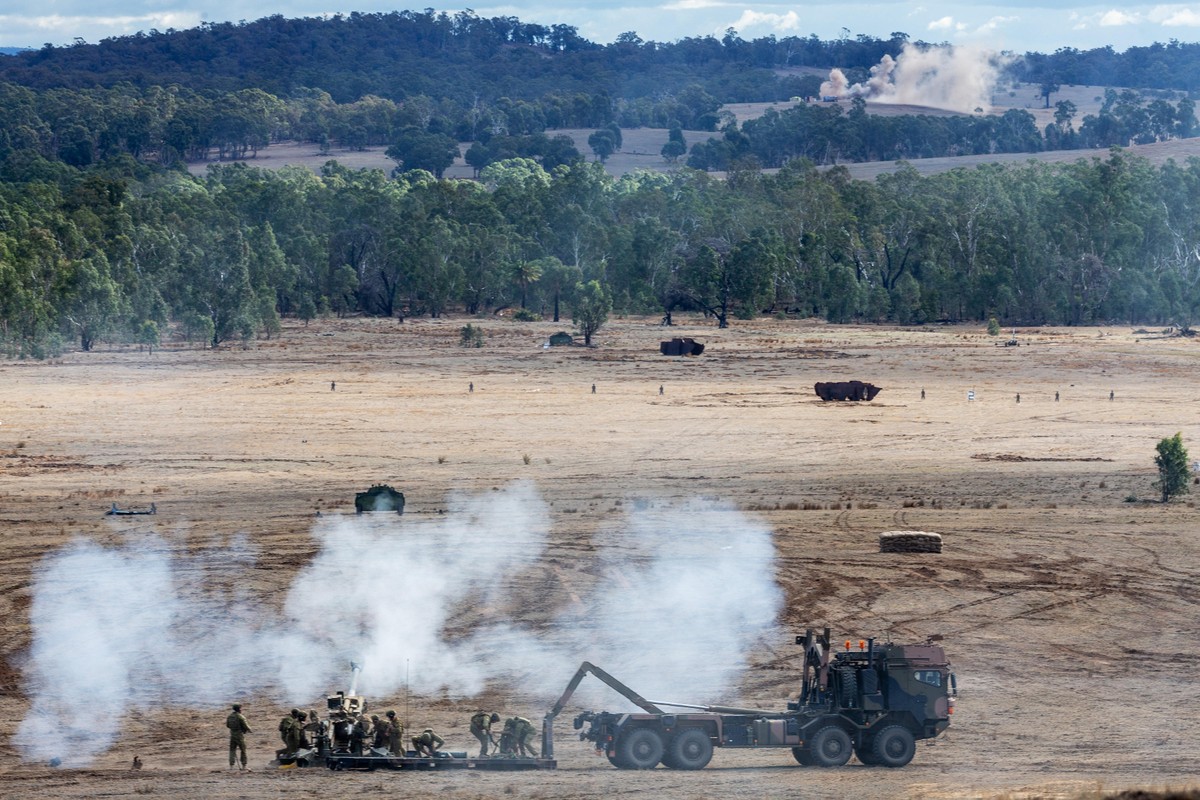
385, 710, 403, 755
350, 713, 370, 755
226, 704, 251, 770
411, 728, 445, 757
470, 711, 499, 757
371, 715, 389, 750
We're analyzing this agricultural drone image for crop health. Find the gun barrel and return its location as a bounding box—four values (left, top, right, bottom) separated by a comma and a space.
650, 700, 788, 717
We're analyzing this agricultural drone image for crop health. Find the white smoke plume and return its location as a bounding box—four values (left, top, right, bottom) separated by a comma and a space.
820, 43, 1011, 114
16, 483, 782, 765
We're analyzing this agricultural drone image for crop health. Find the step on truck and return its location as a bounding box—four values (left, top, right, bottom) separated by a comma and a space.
542, 628, 956, 770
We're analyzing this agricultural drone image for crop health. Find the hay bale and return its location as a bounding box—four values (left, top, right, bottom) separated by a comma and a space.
879, 530, 943, 554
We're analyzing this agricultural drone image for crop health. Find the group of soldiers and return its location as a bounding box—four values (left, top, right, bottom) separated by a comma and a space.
227, 703, 541, 768
469, 710, 540, 758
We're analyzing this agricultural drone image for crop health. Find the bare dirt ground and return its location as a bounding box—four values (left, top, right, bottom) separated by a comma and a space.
2, 316, 1200, 799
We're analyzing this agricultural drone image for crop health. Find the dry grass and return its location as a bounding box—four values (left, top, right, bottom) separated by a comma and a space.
0, 315, 1198, 798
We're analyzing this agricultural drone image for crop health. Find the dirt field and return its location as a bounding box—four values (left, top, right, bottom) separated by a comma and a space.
2, 316, 1199, 799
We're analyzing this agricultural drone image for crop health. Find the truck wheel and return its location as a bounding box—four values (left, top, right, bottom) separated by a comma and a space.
872, 725, 916, 768
809, 726, 852, 768
791, 747, 814, 766
615, 727, 664, 769
667, 728, 713, 770
855, 741, 879, 766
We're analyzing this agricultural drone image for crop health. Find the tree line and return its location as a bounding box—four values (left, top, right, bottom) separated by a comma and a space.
4, 144, 1200, 358
687, 92, 1198, 170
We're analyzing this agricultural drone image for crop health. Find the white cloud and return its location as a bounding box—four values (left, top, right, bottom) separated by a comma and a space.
1099, 9, 1141, 26
974, 15, 1018, 35
662, 0, 729, 9
0, 12, 201, 38
724, 9, 801, 34
1154, 7, 1200, 26
928, 15, 956, 31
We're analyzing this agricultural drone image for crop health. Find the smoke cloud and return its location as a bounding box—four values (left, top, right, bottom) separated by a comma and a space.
820, 43, 1012, 114
16, 483, 782, 765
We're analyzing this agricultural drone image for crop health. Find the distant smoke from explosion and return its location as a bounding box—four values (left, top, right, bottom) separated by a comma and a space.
16, 482, 782, 765
821, 44, 1011, 114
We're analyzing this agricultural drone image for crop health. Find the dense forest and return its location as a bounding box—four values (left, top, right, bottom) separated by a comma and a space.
3, 12, 1200, 358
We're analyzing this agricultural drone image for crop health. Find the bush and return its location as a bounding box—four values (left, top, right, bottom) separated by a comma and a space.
1154, 432, 1191, 502
987, 317, 1001, 336
459, 323, 484, 348
512, 309, 541, 322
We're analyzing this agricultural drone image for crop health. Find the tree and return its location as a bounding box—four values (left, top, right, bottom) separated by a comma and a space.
386, 127, 459, 178
510, 259, 544, 309
572, 279, 611, 345
1154, 432, 1190, 503
587, 129, 617, 162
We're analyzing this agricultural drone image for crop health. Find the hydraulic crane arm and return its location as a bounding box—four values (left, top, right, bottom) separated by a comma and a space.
541, 661, 663, 759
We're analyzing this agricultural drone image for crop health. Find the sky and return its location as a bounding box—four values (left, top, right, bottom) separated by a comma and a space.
2, 1, 1200, 53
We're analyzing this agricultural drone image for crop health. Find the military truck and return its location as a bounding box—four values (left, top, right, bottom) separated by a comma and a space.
543, 628, 956, 770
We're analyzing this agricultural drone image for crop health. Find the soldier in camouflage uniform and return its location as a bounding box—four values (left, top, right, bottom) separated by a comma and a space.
371, 715, 389, 750
469, 710, 499, 757
512, 716, 538, 758
275, 708, 300, 761
226, 704, 251, 770
411, 728, 444, 757
385, 710, 403, 755
350, 713, 370, 755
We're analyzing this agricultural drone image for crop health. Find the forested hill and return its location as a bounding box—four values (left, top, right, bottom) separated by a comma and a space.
3, 11, 1200, 104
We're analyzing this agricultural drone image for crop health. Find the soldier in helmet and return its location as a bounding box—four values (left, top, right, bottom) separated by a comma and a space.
512, 716, 538, 758
371, 714, 389, 750
385, 710, 403, 755
275, 708, 300, 761
349, 713, 370, 755
226, 704, 251, 770
469, 710, 499, 757
411, 728, 444, 757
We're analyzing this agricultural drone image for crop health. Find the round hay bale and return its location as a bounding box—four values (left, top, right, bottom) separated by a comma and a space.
879, 530, 943, 554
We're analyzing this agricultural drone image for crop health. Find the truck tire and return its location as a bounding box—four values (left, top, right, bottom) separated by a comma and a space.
855, 740, 880, 766
614, 727, 664, 769
666, 728, 713, 770
871, 725, 916, 768
809, 725, 852, 768
791, 747, 814, 766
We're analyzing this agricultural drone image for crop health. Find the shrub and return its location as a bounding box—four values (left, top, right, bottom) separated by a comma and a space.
459, 323, 484, 347
513, 309, 540, 322
987, 317, 1001, 336
1154, 432, 1191, 503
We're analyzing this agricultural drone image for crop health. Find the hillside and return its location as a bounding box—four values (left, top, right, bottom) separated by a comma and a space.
186, 84, 1199, 182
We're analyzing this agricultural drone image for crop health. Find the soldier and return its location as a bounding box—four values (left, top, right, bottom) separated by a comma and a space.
288, 711, 306, 754
470, 710, 499, 757
278, 709, 298, 750
226, 703, 251, 770
411, 728, 444, 757
513, 716, 538, 758
371, 714, 389, 750
350, 713, 370, 755
591, 384, 596, 394
659, 385, 663, 396
469, 382, 474, 393
385, 710, 403, 755
1055, 391, 1060, 402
